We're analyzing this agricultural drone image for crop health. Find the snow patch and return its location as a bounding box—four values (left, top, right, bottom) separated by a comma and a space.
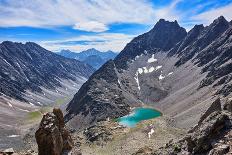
159, 74, 165, 80
37, 102, 42, 105
3, 59, 11, 66
118, 79, 121, 85
138, 68, 143, 74
155, 66, 162, 70
143, 67, 149, 73
148, 67, 155, 73
18, 108, 29, 112
29, 102, 34, 106
7, 135, 20, 138
135, 55, 140, 60
7, 102, 13, 108
147, 54, 157, 63
134, 72, 140, 90
148, 129, 155, 139
168, 72, 173, 76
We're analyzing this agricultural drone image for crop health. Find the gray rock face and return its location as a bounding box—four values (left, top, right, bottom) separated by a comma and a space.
0, 41, 95, 101
223, 98, 232, 113
189, 98, 222, 133
115, 19, 187, 70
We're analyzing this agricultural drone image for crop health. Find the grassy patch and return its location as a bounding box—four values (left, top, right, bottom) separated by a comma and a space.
25, 106, 53, 124
54, 97, 71, 106
27, 111, 42, 120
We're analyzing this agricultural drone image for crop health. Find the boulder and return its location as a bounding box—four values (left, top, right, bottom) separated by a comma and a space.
186, 111, 228, 154
208, 144, 230, 155
223, 98, 232, 113
132, 146, 153, 155
35, 108, 73, 155
0, 148, 18, 155
189, 98, 222, 133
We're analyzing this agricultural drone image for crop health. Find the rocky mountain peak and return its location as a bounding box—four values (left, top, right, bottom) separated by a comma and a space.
206, 16, 229, 34
212, 16, 228, 25
115, 19, 187, 69
153, 18, 180, 29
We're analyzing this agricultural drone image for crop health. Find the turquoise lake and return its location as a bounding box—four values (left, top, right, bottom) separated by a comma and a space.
117, 108, 162, 127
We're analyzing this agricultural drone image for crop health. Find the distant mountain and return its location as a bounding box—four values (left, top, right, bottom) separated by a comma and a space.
0, 41, 95, 104
57, 48, 117, 69
65, 16, 232, 133
82, 55, 104, 69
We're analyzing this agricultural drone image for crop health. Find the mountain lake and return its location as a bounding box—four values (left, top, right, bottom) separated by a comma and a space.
117, 107, 162, 127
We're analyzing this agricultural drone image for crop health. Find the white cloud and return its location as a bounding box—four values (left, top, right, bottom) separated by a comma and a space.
0, 0, 153, 28
0, 0, 182, 31
191, 3, 232, 25
153, 0, 182, 21
39, 33, 135, 52
73, 21, 108, 32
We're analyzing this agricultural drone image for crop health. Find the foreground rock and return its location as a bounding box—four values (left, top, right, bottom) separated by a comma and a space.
35, 108, 73, 155
134, 98, 232, 155
224, 98, 232, 113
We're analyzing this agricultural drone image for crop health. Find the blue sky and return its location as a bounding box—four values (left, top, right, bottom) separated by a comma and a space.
1, 0, 232, 52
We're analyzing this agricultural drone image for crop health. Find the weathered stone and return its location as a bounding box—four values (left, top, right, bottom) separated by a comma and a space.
208, 144, 230, 155
189, 98, 222, 133
132, 146, 153, 155
190, 111, 228, 154
223, 98, 232, 113
35, 108, 73, 155
2, 148, 14, 153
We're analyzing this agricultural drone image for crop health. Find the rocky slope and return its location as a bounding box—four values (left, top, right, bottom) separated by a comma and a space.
65, 16, 232, 132
0, 41, 95, 104
134, 98, 232, 155
57, 48, 117, 69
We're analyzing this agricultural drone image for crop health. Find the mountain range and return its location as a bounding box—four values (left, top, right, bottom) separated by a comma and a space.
57, 48, 117, 69
0, 41, 95, 105
65, 16, 232, 131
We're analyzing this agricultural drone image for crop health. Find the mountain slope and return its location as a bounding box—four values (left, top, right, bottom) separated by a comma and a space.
57, 48, 117, 69
65, 17, 232, 132
65, 19, 188, 128
0, 41, 95, 104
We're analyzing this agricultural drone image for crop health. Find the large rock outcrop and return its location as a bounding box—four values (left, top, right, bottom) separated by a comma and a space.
35, 108, 73, 155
